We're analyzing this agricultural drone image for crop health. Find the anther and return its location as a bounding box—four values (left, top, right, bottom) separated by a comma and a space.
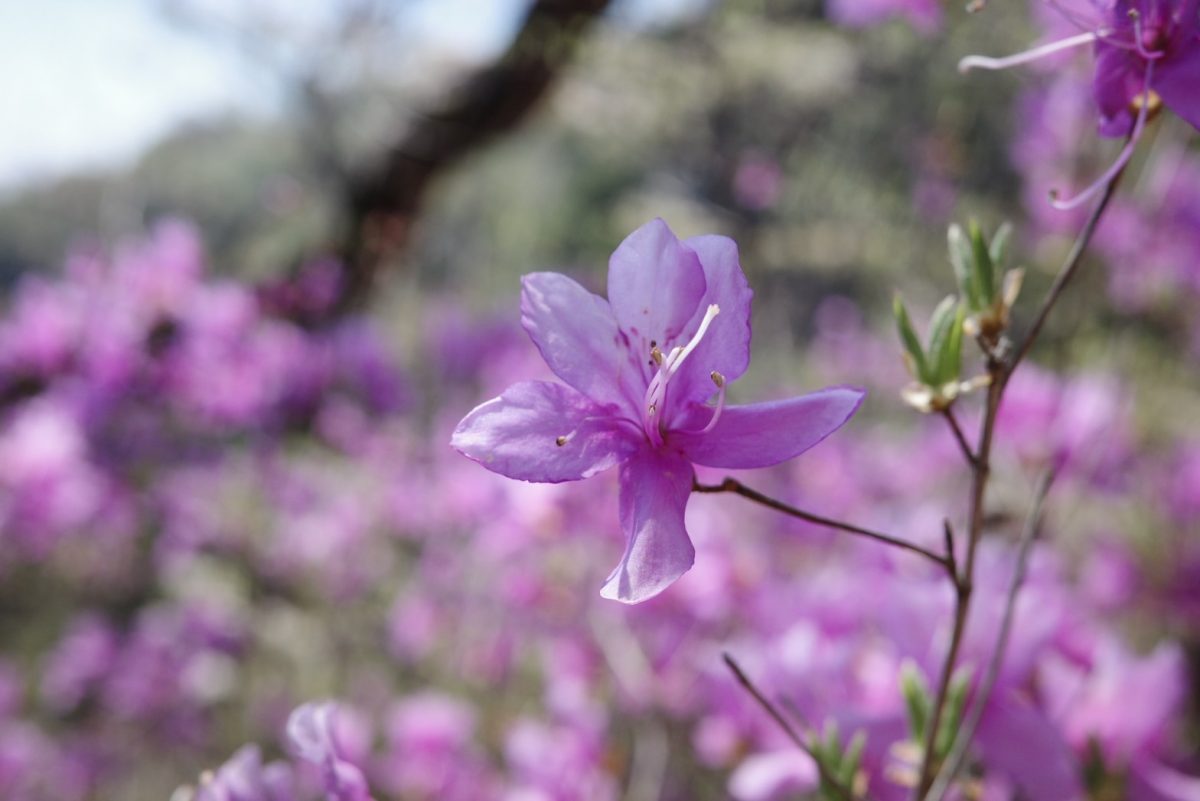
555, 435, 568, 447
640, 304, 722, 446
681, 371, 728, 436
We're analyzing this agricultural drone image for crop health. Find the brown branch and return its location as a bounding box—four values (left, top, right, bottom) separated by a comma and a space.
1008, 156, 1126, 371
338, 0, 613, 306
723, 653, 866, 801
693, 477, 950, 569
940, 408, 976, 467
914, 370, 1000, 796
915, 161, 1129, 798
941, 519, 957, 580
925, 469, 1055, 801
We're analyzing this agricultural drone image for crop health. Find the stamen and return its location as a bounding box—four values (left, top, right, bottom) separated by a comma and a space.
696, 372, 727, 434
666, 305, 721, 373
1049, 59, 1155, 210
676, 372, 728, 436
640, 304, 722, 445
643, 305, 721, 409
958, 31, 1097, 73
1128, 9, 1166, 59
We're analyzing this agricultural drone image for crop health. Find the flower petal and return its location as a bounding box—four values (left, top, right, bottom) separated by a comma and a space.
520, 272, 638, 414
451, 381, 635, 483
1155, 45, 1200, 132
665, 234, 755, 409
1092, 45, 1142, 136
729, 750, 818, 801
673, 387, 865, 469
1129, 760, 1200, 801
607, 219, 706, 359
600, 447, 695, 603
975, 697, 1085, 801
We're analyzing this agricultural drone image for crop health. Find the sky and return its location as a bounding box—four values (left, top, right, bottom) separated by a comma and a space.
0, 0, 710, 192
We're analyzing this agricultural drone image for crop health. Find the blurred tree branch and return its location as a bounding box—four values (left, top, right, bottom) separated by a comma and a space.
163, 0, 612, 309
337, 0, 612, 307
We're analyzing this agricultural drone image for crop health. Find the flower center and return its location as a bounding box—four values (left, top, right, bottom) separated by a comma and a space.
1128, 9, 1169, 59
641, 304, 720, 446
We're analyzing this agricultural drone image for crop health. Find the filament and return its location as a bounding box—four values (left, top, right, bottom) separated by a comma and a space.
1049, 59, 1155, 210
958, 31, 1098, 73
641, 305, 721, 445
677, 372, 728, 436
1127, 10, 1167, 59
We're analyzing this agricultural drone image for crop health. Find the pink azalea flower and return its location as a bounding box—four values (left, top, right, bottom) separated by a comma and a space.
286, 702, 373, 801
193, 745, 294, 801
452, 219, 864, 603
960, 0, 1200, 209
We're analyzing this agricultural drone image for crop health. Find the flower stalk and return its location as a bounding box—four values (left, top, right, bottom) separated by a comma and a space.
912, 157, 1130, 799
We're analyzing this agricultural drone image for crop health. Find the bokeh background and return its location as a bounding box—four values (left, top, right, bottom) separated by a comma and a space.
1, 1, 1198, 799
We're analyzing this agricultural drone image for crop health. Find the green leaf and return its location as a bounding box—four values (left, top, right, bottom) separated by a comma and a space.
839, 730, 867, 786
936, 666, 973, 757
936, 303, 965, 387
893, 294, 929, 383
968, 219, 995, 307
988, 221, 1013, 277
926, 296, 960, 386
823, 718, 841, 759
900, 661, 931, 741
947, 224, 980, 310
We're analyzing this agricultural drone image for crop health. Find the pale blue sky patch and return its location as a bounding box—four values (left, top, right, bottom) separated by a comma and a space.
0, 0, 713, 191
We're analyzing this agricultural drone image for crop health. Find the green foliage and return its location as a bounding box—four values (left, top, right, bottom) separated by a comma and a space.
947, 219, 1021, 332
899, 661, 974, 763
894, 293, 930, 382
900, 660, 932, 742
810, 718, 868, 800
893, 293, 965, 405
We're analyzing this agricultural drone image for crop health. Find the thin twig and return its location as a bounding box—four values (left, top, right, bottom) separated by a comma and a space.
694, 478, 949, 569
915, 163, 1127, 798
941, 408, 977, 467
915, 368, 1001, 795
722, 653, 864, 801
941, 519, 958, 580
925, 469, 1055, 801
1008, 161, 1126, 371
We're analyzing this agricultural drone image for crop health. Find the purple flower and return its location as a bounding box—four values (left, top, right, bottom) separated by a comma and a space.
40, 614, 119, 713
193, 745, 295, 801
728, 749, 818, 801
960, 0, 1200, 209
1090, 0, 1200, 135
286, 702, 373, 801
451, 219, 863, 603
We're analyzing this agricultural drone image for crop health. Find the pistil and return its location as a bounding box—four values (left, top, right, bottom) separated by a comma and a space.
641, 304, 721, 445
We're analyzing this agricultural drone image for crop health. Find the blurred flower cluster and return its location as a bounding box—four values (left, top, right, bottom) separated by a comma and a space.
0, 217, 1195, 800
